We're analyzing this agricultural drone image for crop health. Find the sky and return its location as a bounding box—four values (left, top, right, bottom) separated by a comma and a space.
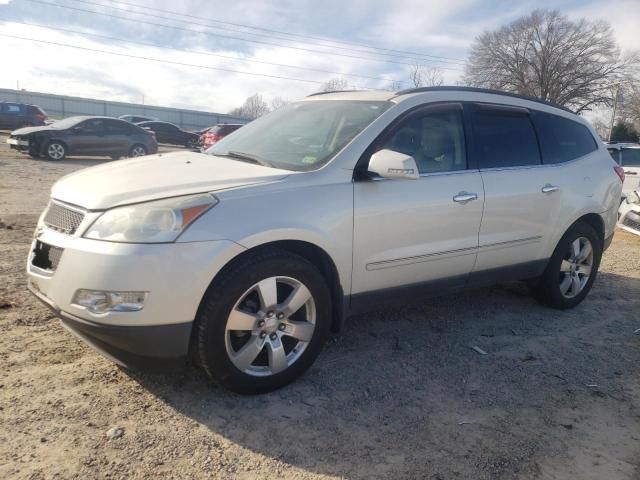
0, 0, 637, 115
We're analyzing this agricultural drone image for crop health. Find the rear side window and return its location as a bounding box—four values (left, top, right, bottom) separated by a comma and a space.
533, 112, 597, 164
622, 148, 640, 166
471, 106, 540, 168
104, 120, 130, 134
3, 104, 22, 114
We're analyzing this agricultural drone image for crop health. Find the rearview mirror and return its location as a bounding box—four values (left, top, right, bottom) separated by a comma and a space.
368, 149, 419, 180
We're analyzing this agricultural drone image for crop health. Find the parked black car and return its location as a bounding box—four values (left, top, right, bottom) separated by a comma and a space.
6, 116, 158, 161
0, 102, 47, 130
136, 121, 200, 148
119, 114, 158, 123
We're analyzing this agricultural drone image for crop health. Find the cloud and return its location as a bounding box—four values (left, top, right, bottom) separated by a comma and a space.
0, 0, 635, 115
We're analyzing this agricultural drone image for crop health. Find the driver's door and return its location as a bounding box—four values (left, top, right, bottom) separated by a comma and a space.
352, 103, 484, 296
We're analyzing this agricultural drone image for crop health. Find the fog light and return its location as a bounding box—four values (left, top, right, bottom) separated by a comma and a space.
72, 289, 147, 314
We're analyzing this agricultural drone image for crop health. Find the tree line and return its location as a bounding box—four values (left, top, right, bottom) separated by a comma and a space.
229, 8, 639, 141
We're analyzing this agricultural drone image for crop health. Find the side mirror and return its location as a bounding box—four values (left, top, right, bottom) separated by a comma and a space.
367, 149, 419, 180
72, 126, 82, 134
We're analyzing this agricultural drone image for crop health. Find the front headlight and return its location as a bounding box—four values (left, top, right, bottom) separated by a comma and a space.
84, 193, 218, 243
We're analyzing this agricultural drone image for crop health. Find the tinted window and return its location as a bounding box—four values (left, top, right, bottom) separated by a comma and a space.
381, 106, 467, 174
622, 148, 640, 166
79, 119, 105, 133
104, 120, 130, 135
472, 106, 540, 168
534, 112, 597, 164
3, 104, 22, 114
607, 148, 620, 163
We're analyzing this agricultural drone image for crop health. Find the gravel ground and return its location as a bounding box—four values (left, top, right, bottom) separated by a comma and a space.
1, 133, 639, 480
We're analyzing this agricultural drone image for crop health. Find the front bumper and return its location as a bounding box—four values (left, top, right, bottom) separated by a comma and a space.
6, 137, 29, 151
29, 283, 191, 370
26, 222, 246, 369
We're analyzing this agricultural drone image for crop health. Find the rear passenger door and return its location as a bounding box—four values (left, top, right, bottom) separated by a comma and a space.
103, 119, 131, 155
470, 104, 564, 279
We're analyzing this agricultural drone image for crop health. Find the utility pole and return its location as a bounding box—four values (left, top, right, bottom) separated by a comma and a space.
608, 84, 622, 142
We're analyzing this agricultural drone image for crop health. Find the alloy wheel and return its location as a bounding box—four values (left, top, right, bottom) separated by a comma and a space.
47, 143, 65, 160
131, 146, 146, 157
559, 236, 593, 299
224, 276, 316, 377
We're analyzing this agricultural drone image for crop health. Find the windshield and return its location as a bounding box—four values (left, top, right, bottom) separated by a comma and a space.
207, 100, 391, 171
50, 116, 85, 129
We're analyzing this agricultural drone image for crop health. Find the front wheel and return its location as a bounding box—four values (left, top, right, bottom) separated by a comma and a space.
45, 141, 66, 161
196, 250, 331, 394
534, 222, 602, 309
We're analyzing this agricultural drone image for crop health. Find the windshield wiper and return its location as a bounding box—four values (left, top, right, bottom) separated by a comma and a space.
224, 151, 273, 168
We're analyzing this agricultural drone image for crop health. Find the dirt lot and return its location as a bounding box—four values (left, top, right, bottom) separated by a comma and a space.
0, 132, 639, 480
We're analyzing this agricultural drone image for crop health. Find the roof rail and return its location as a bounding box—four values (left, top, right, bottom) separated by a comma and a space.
307, 90, 365, 97
394, 86, 575, 114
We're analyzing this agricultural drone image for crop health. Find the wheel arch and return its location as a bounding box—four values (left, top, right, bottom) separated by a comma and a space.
39, 136, 68, 155
576, 213, 605, 247
197, 239, 345, 335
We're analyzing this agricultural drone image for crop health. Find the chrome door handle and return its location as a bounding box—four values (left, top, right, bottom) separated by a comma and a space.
624, 170, 637, 175
453, 192, 478, 204
541, 184, 560, 194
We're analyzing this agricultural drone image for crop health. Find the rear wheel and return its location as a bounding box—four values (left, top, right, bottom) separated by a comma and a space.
196, 250, 331, 394
45, 141, 66, 161
534, 222, 601, 309
129, 145, 147, 157
187, 138, 199, 149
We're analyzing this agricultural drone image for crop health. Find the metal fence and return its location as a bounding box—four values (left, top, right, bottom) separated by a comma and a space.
0, 88, 250, 131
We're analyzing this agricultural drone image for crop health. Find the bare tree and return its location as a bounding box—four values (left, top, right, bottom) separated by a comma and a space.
321, 77, 348, 92
270, 96, 290, 111
409, 63, 444, 88
463, 9, 635, 113
228, 93, 270, 119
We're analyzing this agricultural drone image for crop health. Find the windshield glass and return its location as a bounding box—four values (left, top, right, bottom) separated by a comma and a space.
207, 100, 391, 171
50, 117, 85, 129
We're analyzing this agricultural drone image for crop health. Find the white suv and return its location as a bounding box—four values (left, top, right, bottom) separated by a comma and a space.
27, 87, 623, 393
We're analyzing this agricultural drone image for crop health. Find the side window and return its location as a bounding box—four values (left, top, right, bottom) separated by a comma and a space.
379, 106, 467, 174
607, 148, 621, 164
105, 120, 129, 135
80, 119, 104, 133
471, 106, 540, 168
4, 104, 22, 114
533, 112, 597, 164
621, 149, 640, 167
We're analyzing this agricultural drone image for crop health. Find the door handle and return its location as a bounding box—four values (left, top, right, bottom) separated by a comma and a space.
624, 170, 637, 175
541, 184, 560, 194
453, 192, 478, 204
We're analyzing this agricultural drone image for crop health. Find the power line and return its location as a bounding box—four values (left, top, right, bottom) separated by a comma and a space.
24, 0, 464, 71
3, 18, 409, 86
0, 33, 378, 88
68, 0, 468, 66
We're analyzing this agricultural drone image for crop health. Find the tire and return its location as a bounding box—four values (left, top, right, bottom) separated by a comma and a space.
196, 249, 331, 394
129, 144, 147, 157
534, 222, 602, 309
186, 138, 199, 149
45, 141, 66, 161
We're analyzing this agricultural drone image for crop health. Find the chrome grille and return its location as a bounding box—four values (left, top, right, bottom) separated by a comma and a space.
43, 202, 85, 235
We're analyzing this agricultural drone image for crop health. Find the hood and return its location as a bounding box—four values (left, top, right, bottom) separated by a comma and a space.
11, 125, 56, 136
51, 151, 291, 210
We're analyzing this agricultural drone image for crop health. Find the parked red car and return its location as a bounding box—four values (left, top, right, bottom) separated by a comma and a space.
200, 124, 243, 150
